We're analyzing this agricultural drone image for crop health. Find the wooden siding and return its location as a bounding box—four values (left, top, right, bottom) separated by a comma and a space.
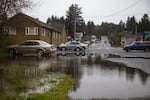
0, 13, 67, 47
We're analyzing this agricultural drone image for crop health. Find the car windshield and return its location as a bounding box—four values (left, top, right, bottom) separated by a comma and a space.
40, 41, 50, 45
65, 41, 70, 45
20, 41, 30, 46
131, 42, 136, 45
70, 42, 79, 45
20, 41, 40, 46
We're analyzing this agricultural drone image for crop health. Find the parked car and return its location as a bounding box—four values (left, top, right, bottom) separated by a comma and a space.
7, 40, 56, 57
123, 41, 150, 52
58, 41, 88, 51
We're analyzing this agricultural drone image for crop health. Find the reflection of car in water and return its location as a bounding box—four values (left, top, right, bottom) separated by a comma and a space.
57, 52, 86, 56
123, 41, 150, 52
57, 41, 88, 51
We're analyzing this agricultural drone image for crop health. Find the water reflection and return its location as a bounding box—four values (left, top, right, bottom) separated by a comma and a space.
68, 54, 150, 99
1, 53, 150, 99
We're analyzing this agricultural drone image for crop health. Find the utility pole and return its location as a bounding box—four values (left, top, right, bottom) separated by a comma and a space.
74, 17, 76, 40
74, 6, 77, 40
135, 23, 137, 41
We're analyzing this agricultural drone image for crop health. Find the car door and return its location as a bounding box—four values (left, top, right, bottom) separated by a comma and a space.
17, 41, 31, 54
132, 43, 141, 50
28, 41, 40, 54
66, 42, 74, 50
68, 42, 78, 50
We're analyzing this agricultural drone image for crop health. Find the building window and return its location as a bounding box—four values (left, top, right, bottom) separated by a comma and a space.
53, 32, 55, 38
9, 27, 16, 35
55, 33, 58, 38
25, 27, 38, 35
2, 26, 16, 35
41, 28, 46, 36
48, 31, 51, 36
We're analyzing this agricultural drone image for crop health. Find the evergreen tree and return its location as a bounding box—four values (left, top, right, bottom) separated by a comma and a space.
66, 4, 84, 38
47, 15, 65, 25
117, 20, 125, 32
138, 14, 150, 32
126, 16, 137, 34
86, 21, 96, 35
100, 22, 118, 35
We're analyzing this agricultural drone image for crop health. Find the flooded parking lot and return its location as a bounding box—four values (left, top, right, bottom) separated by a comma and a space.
0, 52, 150, 99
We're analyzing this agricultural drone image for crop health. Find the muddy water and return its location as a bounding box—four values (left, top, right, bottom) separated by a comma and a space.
1, 53, 150, 99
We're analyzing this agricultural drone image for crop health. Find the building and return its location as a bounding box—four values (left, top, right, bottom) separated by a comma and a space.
50, 22, 67, 44
0, 13, 67, 46
74, 32, 83, 41
143, 31, 150, 41
108, 32, 121, 46
121, 32, 135, 46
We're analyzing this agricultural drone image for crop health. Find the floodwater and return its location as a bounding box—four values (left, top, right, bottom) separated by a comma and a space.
1, 52, 150, 99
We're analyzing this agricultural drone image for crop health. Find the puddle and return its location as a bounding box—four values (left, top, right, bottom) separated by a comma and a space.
0, 53, 150, 99
67, 54, 150, 99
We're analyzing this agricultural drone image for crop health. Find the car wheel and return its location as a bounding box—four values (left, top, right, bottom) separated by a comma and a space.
9, 49, 16, 57
37, 50, 44, 57
82, 47, 86, 51
47, 52, 52, 57
125, 49, 130, 52
61, 47, 66, 51
144, 48, 149, 52
75, 47, 81, 51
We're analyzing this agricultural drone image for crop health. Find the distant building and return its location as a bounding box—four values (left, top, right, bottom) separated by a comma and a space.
74, 32, 83, 41
91, 35, 97, 43
108, 32, 121, 46
143, 31, 150, 41
121, 32, 135, 45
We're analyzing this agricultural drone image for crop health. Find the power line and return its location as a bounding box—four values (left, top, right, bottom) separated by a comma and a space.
102, 0, 144, 18
84, 0, 144, 19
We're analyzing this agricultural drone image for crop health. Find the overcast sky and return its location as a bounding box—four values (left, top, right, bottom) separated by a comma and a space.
26, 0, 150, 25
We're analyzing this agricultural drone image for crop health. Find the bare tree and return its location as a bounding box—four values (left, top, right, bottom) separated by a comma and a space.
0, 0, 34, 17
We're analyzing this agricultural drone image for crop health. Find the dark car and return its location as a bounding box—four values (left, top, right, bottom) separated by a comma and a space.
123, 41, 150, 52
7, 40, 56, 57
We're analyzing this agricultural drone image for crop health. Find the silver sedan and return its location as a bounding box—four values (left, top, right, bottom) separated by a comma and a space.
58, 41, 88, 51
7, 40, 56, 57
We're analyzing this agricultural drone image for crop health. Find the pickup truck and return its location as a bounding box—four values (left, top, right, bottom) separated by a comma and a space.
123, 41, 150, 52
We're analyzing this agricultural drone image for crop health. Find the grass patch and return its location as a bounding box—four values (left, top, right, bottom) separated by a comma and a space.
27, 75, 74, 100
0, 64, 74, 100
0, 49, 9, 59
0, 64, 36, 96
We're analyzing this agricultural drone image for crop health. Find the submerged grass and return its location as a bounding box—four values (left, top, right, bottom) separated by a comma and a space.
0, 64, 36, 98
0, 63, 74, 100
27, 75, 74, 100
0, 49, 9, 59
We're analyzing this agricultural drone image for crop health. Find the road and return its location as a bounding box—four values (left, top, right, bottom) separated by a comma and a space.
88, 36, 150, 74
